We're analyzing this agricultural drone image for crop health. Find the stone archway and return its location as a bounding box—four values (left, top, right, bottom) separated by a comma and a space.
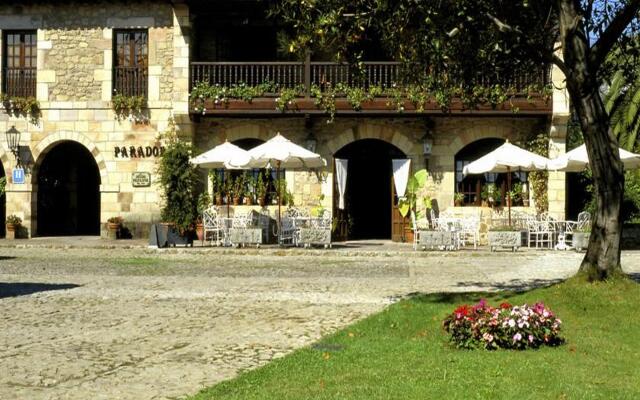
326, 124, 415, 157
31, 132, 108, 185
31, 133, 106, 236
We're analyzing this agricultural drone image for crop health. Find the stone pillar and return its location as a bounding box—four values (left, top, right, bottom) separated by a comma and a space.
171, 3, 194, 139
547, 47, 571, 220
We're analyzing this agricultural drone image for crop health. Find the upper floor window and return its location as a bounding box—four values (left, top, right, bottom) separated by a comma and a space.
2, 30, 37, 98
113, 30, 148, 98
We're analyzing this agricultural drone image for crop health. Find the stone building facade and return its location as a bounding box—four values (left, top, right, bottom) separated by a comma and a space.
0, 0, 570, 240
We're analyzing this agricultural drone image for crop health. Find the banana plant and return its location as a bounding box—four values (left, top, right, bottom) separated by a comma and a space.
398, 169, 431, 218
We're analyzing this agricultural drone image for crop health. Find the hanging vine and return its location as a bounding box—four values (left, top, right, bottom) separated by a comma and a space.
523, 132, 550, 214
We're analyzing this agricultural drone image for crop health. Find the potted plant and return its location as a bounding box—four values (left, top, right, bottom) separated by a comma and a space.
6, 214, 21, 240
256, 172, 267, 207
223, 177, 232, 205
157, 118, 199, 246
509, 182, 524, 206
398, 169, 431, 243
107, 216, 123, 239
245, 174, 255, 205
210, 171, 223, 205
454, 192, 465, 206
231, 174, 245, 206
488, 225, 522, 252
196, 192, 211, 241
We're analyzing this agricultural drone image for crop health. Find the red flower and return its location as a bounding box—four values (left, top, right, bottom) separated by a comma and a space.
454, 305, 470, 317
499, 302, 512, 309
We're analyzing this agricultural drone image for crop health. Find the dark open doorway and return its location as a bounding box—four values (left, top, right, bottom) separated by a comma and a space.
37, 142, 100, 236
334, 139, 406, 240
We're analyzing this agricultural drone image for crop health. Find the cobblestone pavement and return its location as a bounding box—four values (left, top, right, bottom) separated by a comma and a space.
1, 246, 639, 400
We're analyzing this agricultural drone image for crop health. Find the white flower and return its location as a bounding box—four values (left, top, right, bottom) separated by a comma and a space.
508, 319, 516, 328
513, 333, 522, 342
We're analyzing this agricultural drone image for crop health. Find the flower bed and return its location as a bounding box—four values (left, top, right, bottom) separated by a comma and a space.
443, 299, 564, 350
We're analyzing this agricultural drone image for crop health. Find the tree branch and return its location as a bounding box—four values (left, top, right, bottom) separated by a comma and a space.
486, 12, 570, 78
589, 0, 640, 71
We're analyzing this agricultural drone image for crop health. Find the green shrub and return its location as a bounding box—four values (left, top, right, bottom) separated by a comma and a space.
157, 138, 199, 233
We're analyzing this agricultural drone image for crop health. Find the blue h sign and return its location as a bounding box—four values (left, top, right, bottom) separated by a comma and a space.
12, 167, 25, 184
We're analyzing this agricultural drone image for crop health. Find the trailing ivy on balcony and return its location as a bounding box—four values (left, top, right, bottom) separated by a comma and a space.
0, 94, 41, 124
190, 80, 552, 122
111, 94, 148, 123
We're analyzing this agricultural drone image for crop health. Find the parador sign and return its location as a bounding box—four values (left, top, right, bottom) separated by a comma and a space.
114, 145, 165, 158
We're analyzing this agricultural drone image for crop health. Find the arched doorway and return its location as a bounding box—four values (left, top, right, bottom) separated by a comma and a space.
36, 141, 100, 236
334, 139, 406, 240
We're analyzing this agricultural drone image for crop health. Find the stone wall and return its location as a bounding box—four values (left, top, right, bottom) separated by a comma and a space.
194, 116, 548, 215
0, 1, 190, 238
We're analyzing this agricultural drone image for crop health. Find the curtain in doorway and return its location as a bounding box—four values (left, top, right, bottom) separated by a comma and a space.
392, 159, 411, 198
335, 158, 348, 209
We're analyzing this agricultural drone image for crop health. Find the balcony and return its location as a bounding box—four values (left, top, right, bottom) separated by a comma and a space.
3, 67, 37, 98
189, 60, 552, 116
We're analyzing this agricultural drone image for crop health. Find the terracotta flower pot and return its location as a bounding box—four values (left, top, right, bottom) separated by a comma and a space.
246, 197, 254, 206
215, 195, 223, 206
107, 222, 121, 230
258, 197, 266, 207
5, 223, 18, 240
233, 196, 241, 206
196, 223, 204, 241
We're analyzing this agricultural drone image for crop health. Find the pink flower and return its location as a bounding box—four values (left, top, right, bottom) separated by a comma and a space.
513, 333, 522, 342
528, 335, 534, 343
482, 333, 494, 342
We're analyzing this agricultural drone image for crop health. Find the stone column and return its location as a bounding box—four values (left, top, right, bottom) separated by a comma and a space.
547, 49, 571, 220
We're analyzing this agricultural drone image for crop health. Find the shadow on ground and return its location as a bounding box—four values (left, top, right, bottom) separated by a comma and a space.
390, 278, 567, 305
0, 256, 16, 260
453, 278, 565, 292
628, 273, 640, 283
0, 282, 80, 299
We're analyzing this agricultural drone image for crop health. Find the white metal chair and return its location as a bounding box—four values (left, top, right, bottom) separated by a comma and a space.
203, 206, 224, 246
460, 216, 480, 249
527, 219, 554, 249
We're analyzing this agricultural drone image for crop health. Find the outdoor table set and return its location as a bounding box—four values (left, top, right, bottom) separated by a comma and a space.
202, 206, 332, 248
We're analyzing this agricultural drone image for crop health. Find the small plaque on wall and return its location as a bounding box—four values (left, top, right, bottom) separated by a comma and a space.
132, 172, 151, 187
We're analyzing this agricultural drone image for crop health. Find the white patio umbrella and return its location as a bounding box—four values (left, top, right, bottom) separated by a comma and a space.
463, 140, 550, 225
190, 141, 253, 218
190, 140, 252, 170
547, 143, 640, 171
244, 133, 326, 233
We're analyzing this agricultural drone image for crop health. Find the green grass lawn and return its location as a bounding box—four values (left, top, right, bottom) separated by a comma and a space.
190, 277, 640, 400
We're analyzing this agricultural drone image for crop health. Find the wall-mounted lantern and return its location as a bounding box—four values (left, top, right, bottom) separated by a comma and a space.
5, 125, 21, 160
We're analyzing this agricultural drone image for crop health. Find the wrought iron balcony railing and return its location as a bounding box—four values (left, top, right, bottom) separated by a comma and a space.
3, 67, 37, 98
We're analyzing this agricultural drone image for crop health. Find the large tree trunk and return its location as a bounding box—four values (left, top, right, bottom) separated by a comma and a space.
558, 0, 625, 281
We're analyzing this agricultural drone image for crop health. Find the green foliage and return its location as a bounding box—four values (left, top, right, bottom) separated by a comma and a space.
189, 278, 640, 399
111, 94, 146, 121
255, 172, 267, 200
275, 87, 301, 112
157, 126, 199, 232
522, 132, 549, 214
399, 169, 431, 218
209, 171, 222, 196
1, 94, 41, 123
197, 192, 211, 216
5, 214, 22, 225
605, 70, 640, 152
0, 176, 5, 199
